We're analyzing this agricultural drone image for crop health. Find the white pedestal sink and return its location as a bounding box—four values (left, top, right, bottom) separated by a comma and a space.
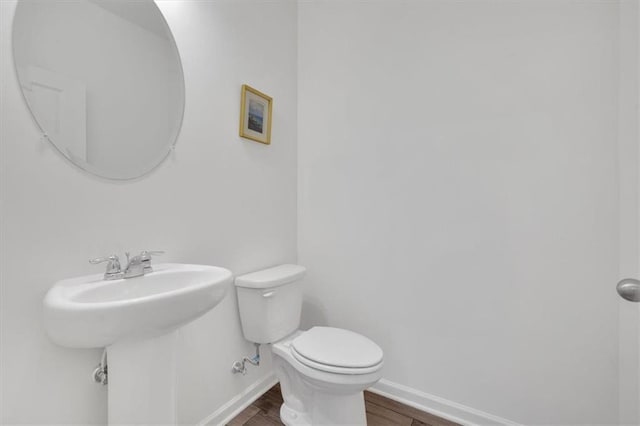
43, 263, 232, 425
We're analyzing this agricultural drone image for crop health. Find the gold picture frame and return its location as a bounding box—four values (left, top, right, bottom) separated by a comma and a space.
239, 84, 273, 145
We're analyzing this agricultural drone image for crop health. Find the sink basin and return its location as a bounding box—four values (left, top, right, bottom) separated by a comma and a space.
44, 263, 231, 348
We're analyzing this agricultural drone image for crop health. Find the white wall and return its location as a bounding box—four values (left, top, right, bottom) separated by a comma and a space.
298, 1, 621, 424
0, 0, 297, 424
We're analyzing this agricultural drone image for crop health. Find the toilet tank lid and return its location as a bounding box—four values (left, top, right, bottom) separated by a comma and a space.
234, 264, 306, 289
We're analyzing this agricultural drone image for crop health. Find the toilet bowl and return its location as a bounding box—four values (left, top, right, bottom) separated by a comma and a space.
272, 328, 383, 425
234, 265, 384, 426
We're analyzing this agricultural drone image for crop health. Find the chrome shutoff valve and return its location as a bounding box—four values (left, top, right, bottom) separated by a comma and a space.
232, 361, 248, 375
231, 343, 261, 375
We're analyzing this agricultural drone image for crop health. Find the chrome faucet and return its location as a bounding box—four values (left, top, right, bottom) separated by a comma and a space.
90, 251, 164, 280
124, 250, 164, 278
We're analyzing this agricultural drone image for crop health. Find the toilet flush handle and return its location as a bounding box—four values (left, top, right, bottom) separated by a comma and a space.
262, 291, 276, 298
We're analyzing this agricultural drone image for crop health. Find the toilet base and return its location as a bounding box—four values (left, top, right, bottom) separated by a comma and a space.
280, 402, 312, 426
278, 393, 367, 426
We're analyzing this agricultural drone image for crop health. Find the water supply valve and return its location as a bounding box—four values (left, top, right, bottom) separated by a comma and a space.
231, 343, 261, 375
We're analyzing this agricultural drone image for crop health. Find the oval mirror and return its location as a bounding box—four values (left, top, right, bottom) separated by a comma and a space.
12, 0, 185, 180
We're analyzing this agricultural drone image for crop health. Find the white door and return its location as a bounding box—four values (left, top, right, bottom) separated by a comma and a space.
617, 1, 640, 423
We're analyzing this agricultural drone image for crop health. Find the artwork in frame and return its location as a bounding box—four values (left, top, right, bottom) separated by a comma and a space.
239, 84, 273, 145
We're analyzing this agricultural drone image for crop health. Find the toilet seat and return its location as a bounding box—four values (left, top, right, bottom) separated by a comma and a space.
290, 327, 383, 375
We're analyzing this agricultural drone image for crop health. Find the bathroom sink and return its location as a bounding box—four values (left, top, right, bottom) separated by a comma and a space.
44, 263, 231, 348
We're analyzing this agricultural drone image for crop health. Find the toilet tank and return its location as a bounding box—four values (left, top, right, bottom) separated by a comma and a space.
234, 264, 306, 344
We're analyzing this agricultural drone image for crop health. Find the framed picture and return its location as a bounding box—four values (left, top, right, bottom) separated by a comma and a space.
239, 84, 272, 145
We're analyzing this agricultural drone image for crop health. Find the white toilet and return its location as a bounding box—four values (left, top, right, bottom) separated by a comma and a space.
235, 264, 384, 426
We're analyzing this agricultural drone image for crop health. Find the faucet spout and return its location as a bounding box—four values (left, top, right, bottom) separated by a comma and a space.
124, 253, 145, 279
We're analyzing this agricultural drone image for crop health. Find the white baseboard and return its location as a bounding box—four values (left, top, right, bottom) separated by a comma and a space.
369, 379, 521, 426
197, 375, 519, 426
197, 374, 278, 426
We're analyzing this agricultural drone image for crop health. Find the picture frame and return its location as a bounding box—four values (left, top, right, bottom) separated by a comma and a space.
239, 84, 273, 145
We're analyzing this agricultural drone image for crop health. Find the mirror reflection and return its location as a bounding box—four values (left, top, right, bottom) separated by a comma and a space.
13, 0, 185, 180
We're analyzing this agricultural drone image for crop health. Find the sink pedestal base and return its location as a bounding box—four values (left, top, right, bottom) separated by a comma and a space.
107, 331, 178, 425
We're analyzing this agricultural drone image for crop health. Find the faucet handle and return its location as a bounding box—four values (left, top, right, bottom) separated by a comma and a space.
140, 250, 164, 260
140, 250, 164, 273
124, 250, 164, 265
89, 255, 123, 279
89, 254, 119, 265
142, 250, 164, 255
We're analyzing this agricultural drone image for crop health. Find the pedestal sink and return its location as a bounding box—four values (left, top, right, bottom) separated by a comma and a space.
43, 263, 232, 425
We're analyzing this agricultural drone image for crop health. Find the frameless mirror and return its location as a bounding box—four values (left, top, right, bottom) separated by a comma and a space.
12, 0, 185, 180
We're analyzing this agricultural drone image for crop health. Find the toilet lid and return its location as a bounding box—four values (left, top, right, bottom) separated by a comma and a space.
291, 327, 383, 370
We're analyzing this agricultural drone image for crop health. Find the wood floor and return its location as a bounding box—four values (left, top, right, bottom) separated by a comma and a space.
227, 384, 460, 426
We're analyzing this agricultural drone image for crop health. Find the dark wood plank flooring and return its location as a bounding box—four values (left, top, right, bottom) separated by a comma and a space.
227, 384, 460, 426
